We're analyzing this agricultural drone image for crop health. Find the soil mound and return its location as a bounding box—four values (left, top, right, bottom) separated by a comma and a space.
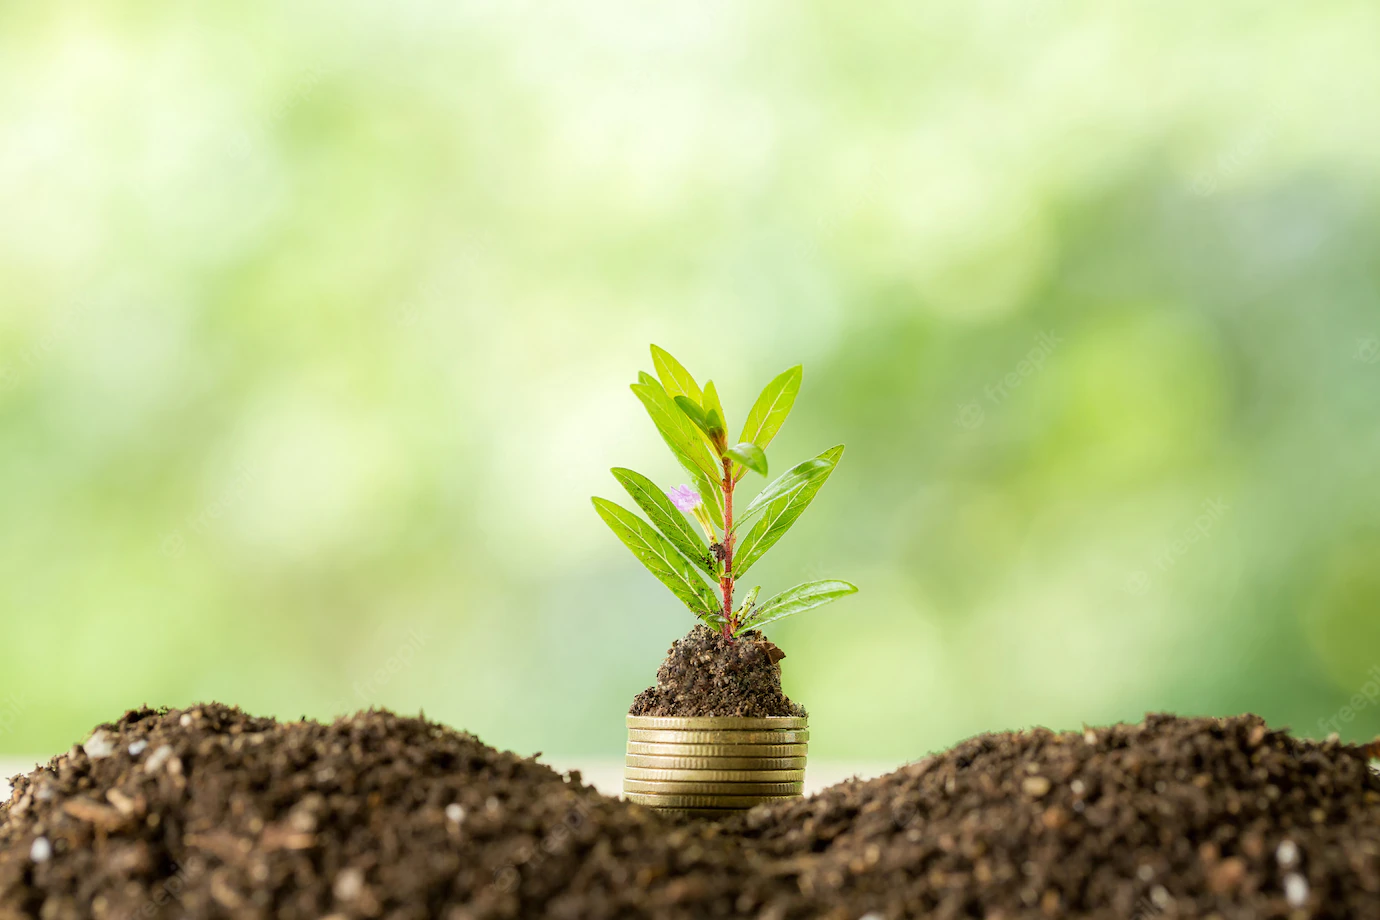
628, 625, 805, 718
3, 706, 1379, 919
0, 705, 759, 919
730, 713, 1380, 918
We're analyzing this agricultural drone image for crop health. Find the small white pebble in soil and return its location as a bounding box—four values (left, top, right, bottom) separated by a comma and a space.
858, 913, 885, 920
1276, 839, 1300, 868
1284, 872, 1309, 907
180, 713, 193, 727
1137, 865, 1155, 882
1070, 779, 1085, 795
107, 789, 138, 817
486, 796, 500, 812
30, 837, 52, 863
128, 740, 148, 757
445, 803, 466, 823
83, 730, 116, 759
144, 745, 174, 773
1021, 776, 1051, 797
34, 784, 53, 802
1150, 885, 1171, 909
333, 867, 365, 901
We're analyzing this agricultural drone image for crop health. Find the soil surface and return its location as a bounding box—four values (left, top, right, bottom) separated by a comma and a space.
628, 625, 806, 718
3, 706, 1379, 919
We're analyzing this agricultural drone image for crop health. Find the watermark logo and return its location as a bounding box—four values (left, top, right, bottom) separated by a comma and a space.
351, 627, 428, 702
1125, 571, 1152, 596
227, 65, 331, 165
955, 331, 1062, 429
0, 692, 31, 736
1190, 111, 1276, 198
1125, 497, 1231, 594
1356, 337, 1380, 366
159, 466, 253, 558
955, 402, 986, 430
140, 862, 195, 917
1316, 665, 1380, 737
1131, 886, 1171, 919
492, 799, 591, 893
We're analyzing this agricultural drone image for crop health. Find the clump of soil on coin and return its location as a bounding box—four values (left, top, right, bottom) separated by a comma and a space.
5, 706, 1380, 919
628, 625, 805, 718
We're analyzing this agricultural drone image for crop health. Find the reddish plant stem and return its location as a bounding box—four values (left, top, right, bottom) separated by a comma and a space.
719, 455, 736, 639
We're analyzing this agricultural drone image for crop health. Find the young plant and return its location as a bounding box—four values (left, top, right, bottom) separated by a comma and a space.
592, 345, 857, 640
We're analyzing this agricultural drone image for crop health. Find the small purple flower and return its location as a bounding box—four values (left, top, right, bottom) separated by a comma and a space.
667, 485, 702, 512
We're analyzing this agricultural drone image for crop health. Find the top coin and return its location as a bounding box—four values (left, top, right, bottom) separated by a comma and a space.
625, 716, 808, 731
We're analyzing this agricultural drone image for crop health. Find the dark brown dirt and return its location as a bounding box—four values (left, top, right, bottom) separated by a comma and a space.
628, 625, 806, 718
3, 706, 1380, 919
0, 705, 768, 920
728, 714, 1380, 918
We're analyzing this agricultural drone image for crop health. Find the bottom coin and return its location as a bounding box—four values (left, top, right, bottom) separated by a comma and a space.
624, 792, 800, 809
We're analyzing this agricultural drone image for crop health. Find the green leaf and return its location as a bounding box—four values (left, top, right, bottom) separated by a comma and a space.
733, 585, 761, 624
651, 345, 703, 403
675, 394, 709, 427
632, 381, 721, 483
675, 395, 726, 459
740, 365, 802, 450
631, 380, 725, 529
734, 452, 838, 532
732, 445, 844, 575
702, 380, 726, 431
726, 442, 768, 476
675, 395, 724, 451
737, 579, 858, 634
611, 468, 714, 577
592, 497, 720, 616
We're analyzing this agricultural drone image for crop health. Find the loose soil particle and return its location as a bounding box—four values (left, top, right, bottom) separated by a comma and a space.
628, 625, 805, 718
2, 706, 1379, 919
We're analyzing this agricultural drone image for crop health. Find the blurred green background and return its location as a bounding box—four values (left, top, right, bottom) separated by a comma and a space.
3, 1, 1379, 762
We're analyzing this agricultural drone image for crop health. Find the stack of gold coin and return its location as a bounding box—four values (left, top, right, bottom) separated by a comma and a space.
624, 715, 807, 817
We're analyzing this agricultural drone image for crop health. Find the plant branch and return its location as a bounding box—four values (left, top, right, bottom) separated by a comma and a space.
720, 455, 736, 639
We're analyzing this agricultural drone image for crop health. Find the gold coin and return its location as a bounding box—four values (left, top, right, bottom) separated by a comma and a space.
623, 779, 803, 795
625, 792, 799, 809
626, 741, 808, 758
625, 754, 807, 771
624, 766, 805, 783
626, 729, 809, 745
625, 716, 807, 731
